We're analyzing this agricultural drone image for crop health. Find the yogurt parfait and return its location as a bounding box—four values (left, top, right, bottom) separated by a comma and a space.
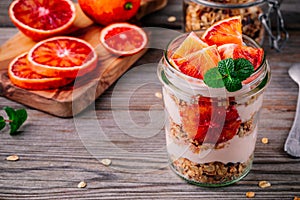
158, 16, 270, 186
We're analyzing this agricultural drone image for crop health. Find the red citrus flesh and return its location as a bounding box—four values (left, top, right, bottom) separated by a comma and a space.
180, 97, 241, 145
202, 16, 243, 46
28, 36, 98, 78
100, 23, 148, 56
8, 53, 72, 90
9, 0, 76, 41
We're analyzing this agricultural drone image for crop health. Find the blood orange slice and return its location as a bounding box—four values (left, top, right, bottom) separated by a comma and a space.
201, 16, 243, 46
171, 32, 208, 59
172, 45, 221, 79
9, 0, 76, 41
27, 36, 98, 78
8, 53, 73, 90
218, 43, 264, 70
100, 23, 148, 56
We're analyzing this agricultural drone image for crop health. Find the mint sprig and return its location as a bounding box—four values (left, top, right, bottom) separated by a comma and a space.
0, 107, 27, 135
204, 58, 254, 92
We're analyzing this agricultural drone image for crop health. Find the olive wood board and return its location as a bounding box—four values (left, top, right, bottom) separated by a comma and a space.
0, 0, 167, 117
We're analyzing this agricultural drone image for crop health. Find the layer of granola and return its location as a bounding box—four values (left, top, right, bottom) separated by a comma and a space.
170, 153, 253, 185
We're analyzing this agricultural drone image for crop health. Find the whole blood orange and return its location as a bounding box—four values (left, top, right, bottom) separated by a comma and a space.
78, 0, 141, 26
8, 53, 73, 90
9, 0, 76, 41
100, 23, 148, 56
28, 36, 98, 78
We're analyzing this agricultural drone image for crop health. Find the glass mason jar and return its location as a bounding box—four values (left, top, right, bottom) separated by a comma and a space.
157, 32, 271, 186
183, 0, 288, 51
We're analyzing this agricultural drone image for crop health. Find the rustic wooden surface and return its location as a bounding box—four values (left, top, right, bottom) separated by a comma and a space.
0, 0, 300, 199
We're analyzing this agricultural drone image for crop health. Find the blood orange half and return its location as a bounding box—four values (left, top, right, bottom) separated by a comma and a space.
100, 23, 148, 56
202, 16, 243, 46
28, 36, 98, 78
8, 53, 73, 90
9, 0, 76, 41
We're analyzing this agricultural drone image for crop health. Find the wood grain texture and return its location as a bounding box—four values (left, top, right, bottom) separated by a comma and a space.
0, 0, 300, 199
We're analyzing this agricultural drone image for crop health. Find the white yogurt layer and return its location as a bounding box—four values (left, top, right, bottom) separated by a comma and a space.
166, 126, 257, 164
163, 88, 181, 124
236, 94, 263, 121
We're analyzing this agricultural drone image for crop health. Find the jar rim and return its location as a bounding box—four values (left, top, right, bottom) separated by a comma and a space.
162, 31, 268, 98
189, 0, 265, 9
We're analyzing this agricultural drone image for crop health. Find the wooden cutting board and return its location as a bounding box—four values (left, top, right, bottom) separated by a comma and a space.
0, 0, 167, 117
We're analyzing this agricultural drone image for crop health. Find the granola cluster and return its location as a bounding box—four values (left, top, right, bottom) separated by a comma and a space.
171, 154, 253, 184
184, 0, 265, 44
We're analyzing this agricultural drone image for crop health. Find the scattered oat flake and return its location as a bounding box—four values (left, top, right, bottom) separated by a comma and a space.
6, 155, 19, 161
155, 92, 162, 99
246, 191, 255, 198
77, 181, 87, 188
101, 158, 112, 166
261, 137, 269, 144
168, 16, 176, 23
258, 180, 271, 188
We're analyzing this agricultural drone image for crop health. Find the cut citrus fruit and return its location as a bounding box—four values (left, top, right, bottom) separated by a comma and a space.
9, 0, 76, 41
217, 43, 238, 60
201, 16, 243, 46
233, 45, 264, 70
218, 43, 264, 70
171, 32, 208, 59
8, 53, 73, 90
28, 36, 98, 78
172, 45, 221, 79
180, 97, 241, 144
100, 23, 148, 56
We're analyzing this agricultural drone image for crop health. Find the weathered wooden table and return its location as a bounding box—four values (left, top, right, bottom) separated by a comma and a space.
0, 0, 299, 199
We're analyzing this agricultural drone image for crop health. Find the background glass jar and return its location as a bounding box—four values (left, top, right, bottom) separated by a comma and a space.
183, 0, 288, 50
157, 32, 271, 186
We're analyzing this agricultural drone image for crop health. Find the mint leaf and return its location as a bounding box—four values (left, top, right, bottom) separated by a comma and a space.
234, 58, 254, 81
218, 58, 235, 77
204, 58, 255, 92
204, 67, 224, 88
4, 107, 27, 135
0, 116, 5, 131
223, 77, 242, 92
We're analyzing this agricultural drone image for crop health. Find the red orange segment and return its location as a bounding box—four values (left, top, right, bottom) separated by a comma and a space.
172, 45, 221, 79
233, 45, 264, 70
8, 53, 72, 90
218, 43, 264, 70
172, 32, 208, 59
180, 97, 241, 145
28, 36, 98, 78
202, 16, 243, 46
